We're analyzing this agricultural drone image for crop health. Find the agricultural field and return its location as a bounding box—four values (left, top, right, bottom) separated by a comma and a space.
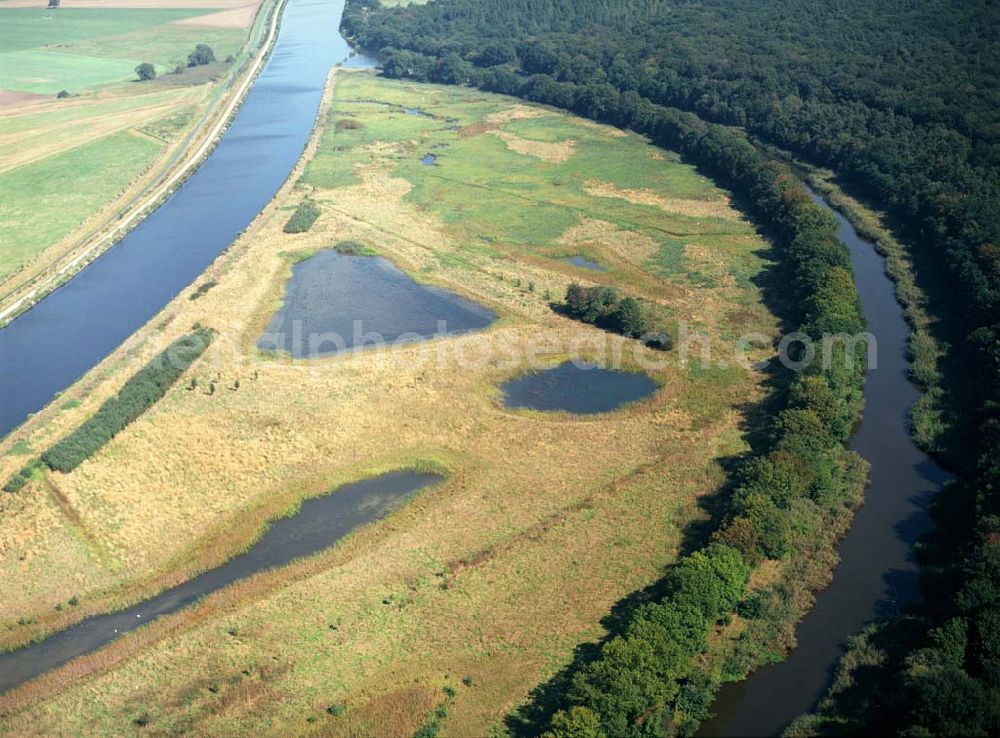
0, 0, 263, 287
0, 72, 778, 736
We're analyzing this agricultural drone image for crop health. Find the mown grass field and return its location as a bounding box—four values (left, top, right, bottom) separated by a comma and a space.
0, 72, 778, 737
0, 87, 203, 279
0, 8, 245, 92
0, 1, 259, 286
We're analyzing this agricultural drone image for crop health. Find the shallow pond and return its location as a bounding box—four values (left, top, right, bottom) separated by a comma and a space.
421, 154, 437, 165
0, 470, 441, 694
501, 362, 656, 414
257, 250, 496, 357
563, 255, 605, 271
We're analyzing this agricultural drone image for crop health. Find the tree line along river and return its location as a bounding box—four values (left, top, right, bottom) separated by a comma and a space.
0, 2, 949, 731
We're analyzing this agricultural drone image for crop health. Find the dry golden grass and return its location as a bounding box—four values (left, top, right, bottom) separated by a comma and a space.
0, 88, 202, 175
173, 0, 262, 28
0, 71, 778, 736
557, 217, 659, 267
584, 179, 744, 220
493, 129, 576, 162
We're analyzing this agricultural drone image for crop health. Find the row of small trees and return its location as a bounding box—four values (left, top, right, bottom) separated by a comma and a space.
538, 126, 866, 737
4, 327, 213, 492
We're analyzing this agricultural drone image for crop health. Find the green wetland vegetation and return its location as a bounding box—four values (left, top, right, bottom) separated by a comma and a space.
1, 0, 995, 734
344, 0, 1000, 735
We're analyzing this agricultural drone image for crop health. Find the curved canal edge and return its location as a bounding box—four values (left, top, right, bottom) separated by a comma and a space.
0, 0, 288, 328
699, 188, 952, 736
0, 471, 441, 697
0, 0, 373, 440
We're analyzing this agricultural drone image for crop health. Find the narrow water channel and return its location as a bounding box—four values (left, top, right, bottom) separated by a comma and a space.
699, 190, 951, 736
0, 470, 440, 694
0, 0, 370, 439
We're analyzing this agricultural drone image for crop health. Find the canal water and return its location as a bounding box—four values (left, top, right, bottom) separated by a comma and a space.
699, 190, 951, 736
0, 470, 440, 694
0, 0, 371, 438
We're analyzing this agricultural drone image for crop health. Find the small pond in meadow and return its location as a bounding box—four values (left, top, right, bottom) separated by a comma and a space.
257, 250, 496, 357
563, 255, 605, 271
421, 154, 437, 165
500, 362, 656, 414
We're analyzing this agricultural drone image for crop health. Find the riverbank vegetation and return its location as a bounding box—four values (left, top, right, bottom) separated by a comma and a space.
4, 327, 212, 492
344, 1, 999, 734
0, 73, 778, 735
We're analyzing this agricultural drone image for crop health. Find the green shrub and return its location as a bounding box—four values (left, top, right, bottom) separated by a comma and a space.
187, 43, 215, 67
283, 200, 321, 234
3, 461, 40, 493
333, 239, 376, 256
563, 284, 658, 344
135, 62, 156, 81
39, 328, 213, 474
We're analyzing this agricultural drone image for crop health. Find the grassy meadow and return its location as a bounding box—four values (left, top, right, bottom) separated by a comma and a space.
0, 8, 245, 92
0, 1, 258, 286
0, 72, 778, 736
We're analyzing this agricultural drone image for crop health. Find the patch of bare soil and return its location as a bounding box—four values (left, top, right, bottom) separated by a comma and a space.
173, 0, 261, 28
0, 90, 46, 109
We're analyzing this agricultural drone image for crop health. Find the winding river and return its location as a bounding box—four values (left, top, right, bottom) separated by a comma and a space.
0, 0, 371, 439
699, 190, 951, 736
0, 0, 952, 724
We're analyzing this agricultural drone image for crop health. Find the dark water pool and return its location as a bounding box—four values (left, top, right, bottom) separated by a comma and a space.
257, 250, 496, 357
500, 362, 656, 414
421, 154, 437, 165
0, 470, 441, 695
563, 255, 605, 271
699, 188, 951, 736
0, 0, 372, 439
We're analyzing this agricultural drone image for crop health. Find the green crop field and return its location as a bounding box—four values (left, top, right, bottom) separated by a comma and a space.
0, 4, 252, 289
0, 8, 208, 53
0, 8, 243, 93
0, 130, 163, 279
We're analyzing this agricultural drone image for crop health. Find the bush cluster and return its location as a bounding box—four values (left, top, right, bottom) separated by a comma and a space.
283, 200, 321, 234
187, 43, 216, 67
563, 283, 650, 340
40, 328, 213, 473
543, 545, 750, 737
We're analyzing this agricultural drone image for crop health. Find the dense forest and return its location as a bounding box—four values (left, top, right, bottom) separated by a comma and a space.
342, 0, 1000, 735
